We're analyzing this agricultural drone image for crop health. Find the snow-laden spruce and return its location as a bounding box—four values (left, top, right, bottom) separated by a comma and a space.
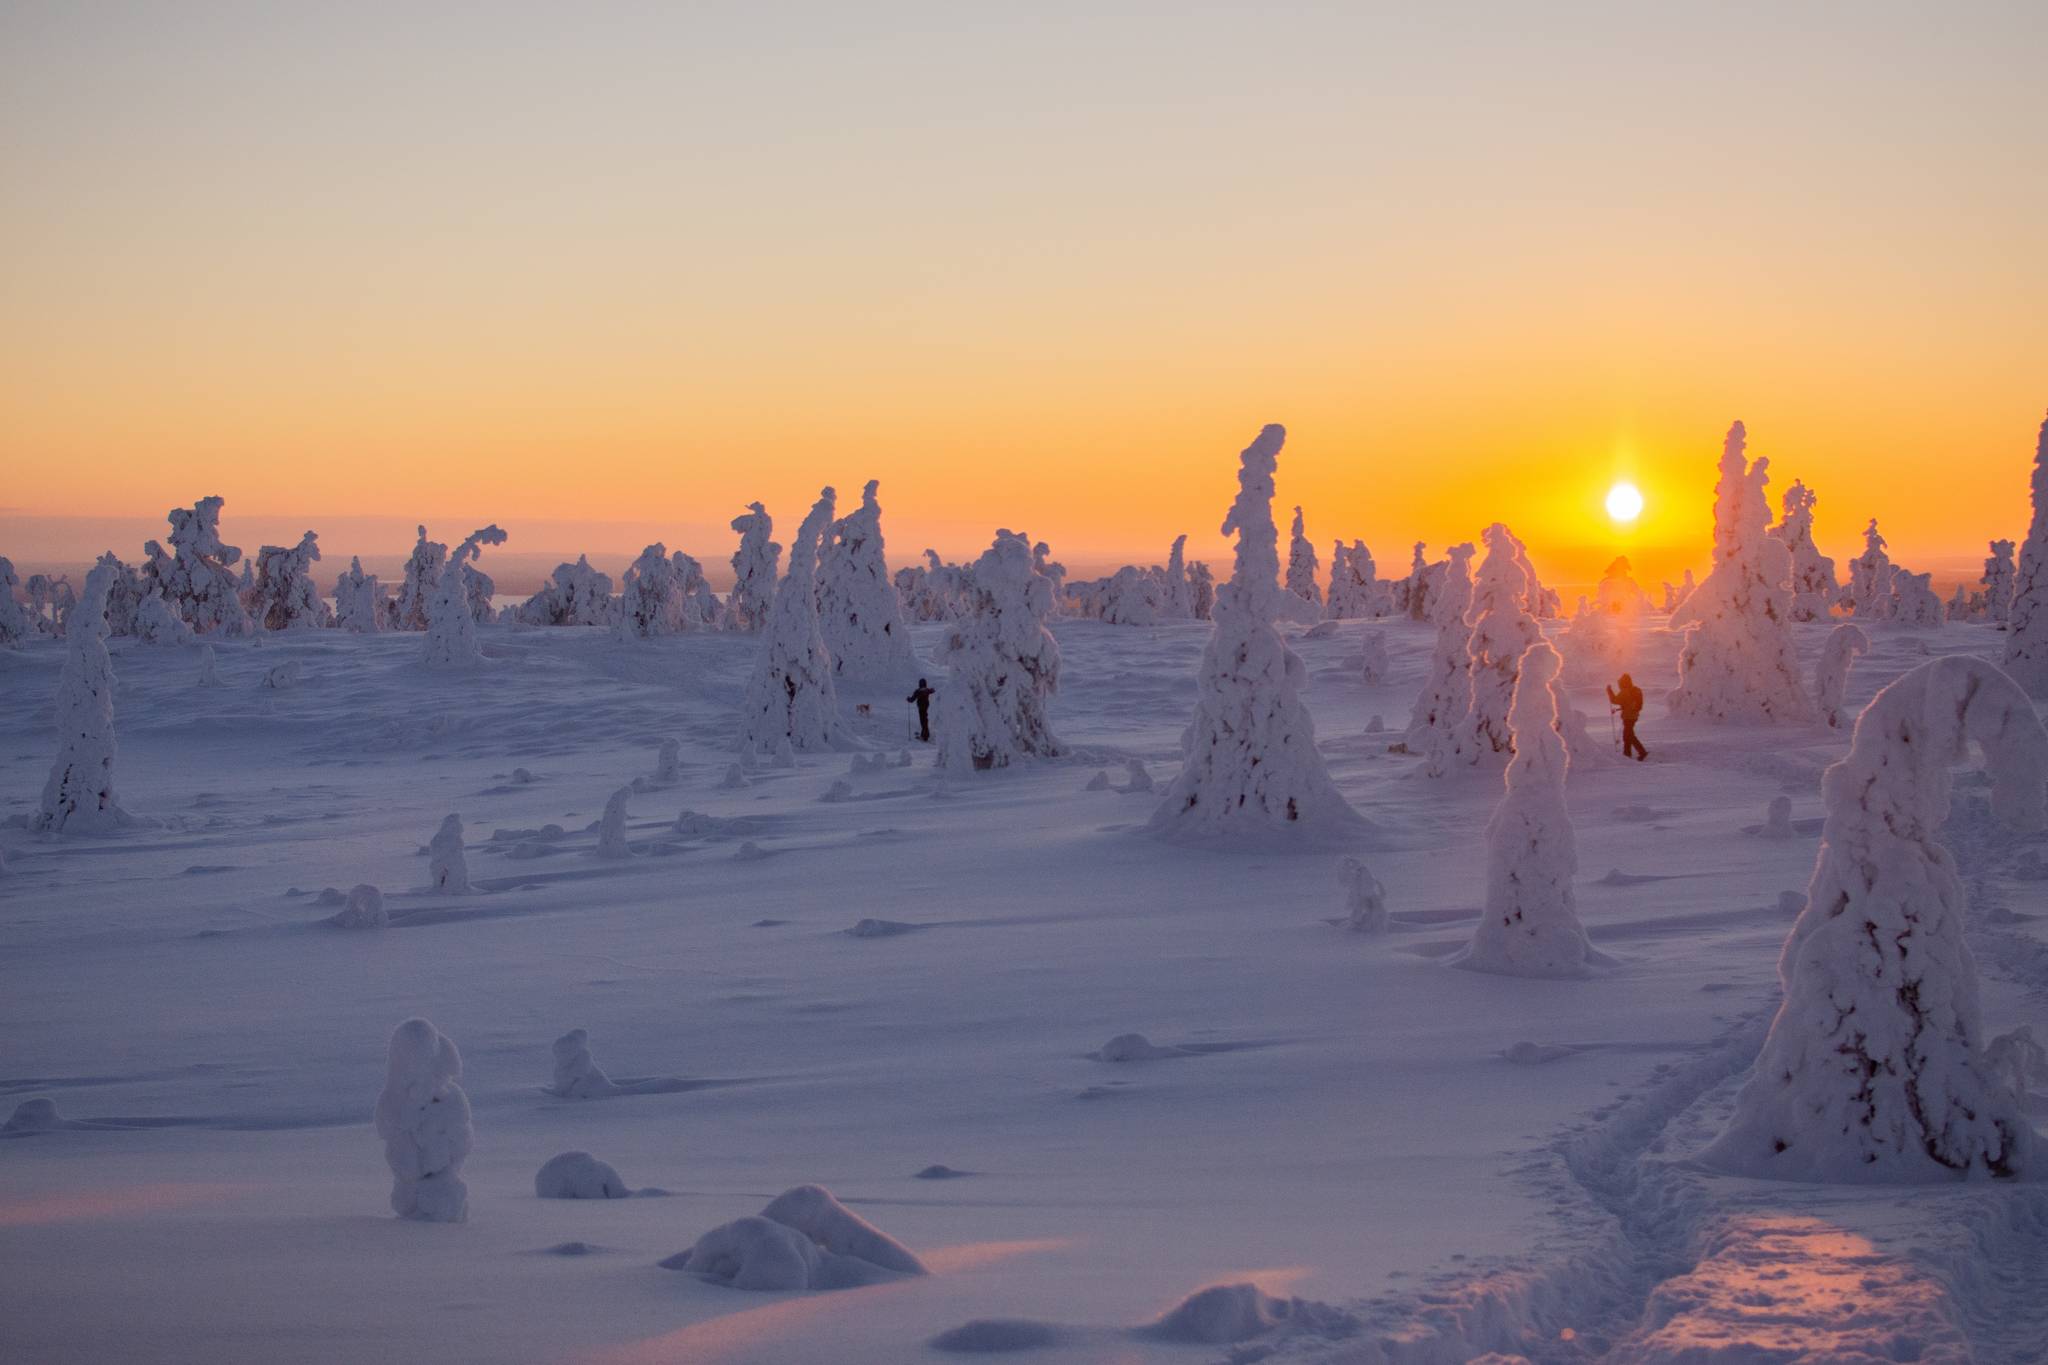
739, 488, 841, 754
1149, 425, 1365, 843
725, 502, 781, 632
1980, 539, 2016, 625
1771, 480, 1838, 620
1398, 542, 1433, 621
422, 526, 505, 667
934, 530, 1064, 771
1407, 542, 1477, 772
96, 554, 143, 638
818, 480, 917, 681
1849, 518, 1895, 621
1453, 523, 1543, 771
1702, 656, 2046, 1182
0, 557, 33, 645
1594, 555, 1646, 616
392, 527, 445, 631
1812, 623, 1869, 729
518, 556, 613, 627
1325, 540, 1385, 620
1283, 506, 1321, 617
375, 1018, 473, 1222
248, 531, 330, 631
1452, 641, 1594, 978
1888, 569, 1943, 628
132, 586, 195, 645
614, 543, 689, 638
32, 565, 135, 834
2003, 410, 2048, 696
1096, 564, 1166, 625
1668, 422, 1812, 723
147, 496, 250, 636
1510, 533, 1561, 619
332, 557, 385, 633
428, 815, 469, 894
1162, 535, 1194, 619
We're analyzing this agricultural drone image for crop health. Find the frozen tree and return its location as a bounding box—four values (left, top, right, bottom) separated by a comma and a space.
375, 1018, 473, 1222
1594, 556, 1646, 616
0, 557, 36, 645
615, 543, 687, 638
1032, 541, 1067, 614
96, 554, 144, 638
332, 558, 386, 633
1339, 857, 1388, 933
32, 565, 134, 833
428, 815, 469, 894
1560, 595, 1629, 689
1359, 629, 1391, 685
1945, 581, 1975, 623
1187, 560, 1216, 621
1406, 542, 1477, 770
1668, 422, 1812, 723
1509, 532, 1561, 618
1162, 535, 1194, 619
1849, 519, 1895, 621
517, 556, 612, 627
1148, 425, 1364, 842
1283, 506, 1321, 615
249, 531, 331, 631
2004, 412, 2048, 696
1772, 480, 1838, 620
548, 1028, 621, 1099
596, 786, 632, 858
934, 530, 1064, 771
1097, 564, 1166, 625
1812, 623, 1869, 728
1453, 524, 1542, 771
1399, 543, 1432, 621
1665, 568, 1697, 615
1981, 539, 2016, 625
422, 526, 505, 667
739, 488, 841, 754
1888, 568, 1943, 627
653, 738, 682, 784
24, 572, 72, 636
674, 550, 722, 627
725, 502, 781, 632
818, 480, 917, 680
1453, 642, 1593, 977
150, 496, 250, 635
132, 586, 195, 645
392, 527, 446, 631
1325, 540, 1382, 620
1703, 656, 2046, 1182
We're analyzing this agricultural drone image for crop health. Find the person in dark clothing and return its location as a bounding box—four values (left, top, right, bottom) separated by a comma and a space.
907, 678, 935, 742
1606, 672, 1647, 761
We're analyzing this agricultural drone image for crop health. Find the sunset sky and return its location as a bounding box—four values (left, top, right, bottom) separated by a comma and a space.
3, 2, 2043, 587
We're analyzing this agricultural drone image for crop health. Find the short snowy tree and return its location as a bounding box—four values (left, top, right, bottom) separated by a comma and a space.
1452, 523, 1542, 771
392, 527, 446, 631
1812, 623, 1869, 729
1359, 629, 1391, 686
674, 551, 722, 626
2003, 411, 2048, 696
1283, 506, 1321, 616
1032, 541, 1067, 615
1510, 533, 1561, 618
517, 556, 612, 627
1325, 540, 1383, 620
429, 814, 469, 894
933, 530, 1064, 771
1399, 542, 1432, 621
1981, 539, 2016, 626
1452, 641, 1594, 978
1148, 425, 1365, 842
548, 1028, 620, 1099
1406, 542, 1477, 771
0, 557, 38, 645
739, 488, 841, 753
1559, 594, 1630, 689
725, 502, 781, 632
1594, 556, 1646, 616
1339, 857, 1388, 933
1187, 560, 1216, 621
1771, 480, 1838, 620
1702, 656, 2046, 1181
1668, 422, 1812, 723
422, 526, 506, 667
32, 564, 135, 833
132, 586, 195, 645
332, 557, 386, 633
615, 543, 687, 638
818, 480, 917, 680
1849, 519, 1895, 621
1097, 564, 1166, 625
375, 1018, 473, 1222
151, 496, 251, 635
249, 531, 331, 631
1665, 568, 1697, 615
1888, 568, 1943, 627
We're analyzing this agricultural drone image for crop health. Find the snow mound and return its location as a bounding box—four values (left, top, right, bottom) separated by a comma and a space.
929, 1319, 1071, 1353
428, 815, 469, 894
1092, 1033, 1187, 1062
848, 918, 921, 939
329, 884, 386, 929
1339, 856, 1388, 933
667, 1185, 926, 1291
1139, 1282, 1299, 1343
1084, 769, 1111, 792
535, 1151, 629, 1200
4, 1097, 61, 1134
719, 764, 749, 790
549, 1028, 621, 1099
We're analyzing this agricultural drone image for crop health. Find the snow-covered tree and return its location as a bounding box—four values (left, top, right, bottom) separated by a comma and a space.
1359, 629, 1391, 686
595, 787, 632, 858
674, 551, 722, 627
934, 529, 1064, 771
1849, 519, 1895, 621
1665, 569, 1697, 615
1668, 422, 1812, 723
1453, 641, 1593, 977
249, 531, 331, 631
24, 573, 73, 636
1407, 542, 1477, 771
332, 557, 386, 633
1888, 568, 1943, 627
32, 564, 134, 833
1559, 592, 1630, 689
375, 1018, 473, 1222
151, 496, 251, 635
392, 527, 446, 631
725, 502, 781, 632
422, 526, 505, 667
0, 557, 33, 645
1509, 533, 1561, 618
1097, 564, 1166, 625
428, 814, 469, 894
818, 479, 916, 680
96, 554, 144, 638
517, 556, 612, 627
1032, 541, 1067, 615
614, 543, 687, 639
1812, 623, 1869, 729
548, 1028, 620, 1099
1161, 535, 1194, 619
1703, 656, 2046, 1181
1325, 540, 1384, 620
1339, 856, 1388, 933
1453, 523, 1542, 770
1283, 506, 1321, 616
1772, 480, 1838, 620
1399, 542, 1432, 621
739, 488, 840, 753
133, 586, 195, 645
1981, 539, 2016, 626
1148, 425, 1364, 842
2003, 412, 2048, 696
1594, 556, 1646, 616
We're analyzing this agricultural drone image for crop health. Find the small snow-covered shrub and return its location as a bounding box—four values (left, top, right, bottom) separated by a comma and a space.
33, 565, 134, 834
536, 1151, 629, 1199
428, 815, 469, 894
330, 884, 387, 929
375, 1018, 472, 1222
669, 1185, 927, 1291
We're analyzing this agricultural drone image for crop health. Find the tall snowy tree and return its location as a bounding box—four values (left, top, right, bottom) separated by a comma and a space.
1148, 426, 1365, 843
150, 496, 251, 636
818, 479, 916, 681
1668, 422, 1812, 723
1771, 480, 1838, 621
249, 531, 330, 631
422, 526, 506, 668
934, 530, 1065, 772
1407, 542, 1477, 772
1325, 540, 1382, 620
0, 557, 32, 645
1283, 506, 1321, 616
32, 564, 134, 833
1849, 519, 1895, 621
1703, 657, 2045, 1181
726, 502, 781, 632
1593, 556, 1646, 615
2003, 411, 2048, 696
1400, 542, 1432, 621
1187, 560, 1215, 621
1452, 524, 1541, 771
739, 488, 840, 753
1453, 641, 1593, 977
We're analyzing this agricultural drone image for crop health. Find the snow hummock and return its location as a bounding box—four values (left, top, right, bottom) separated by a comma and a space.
374, 1018, 473, 1222
5, 1097, 61, 1134
1812, 622, 1869, 729
934, 530, 1064, 773
2002, 410, 2048, 696
329, 884, 387, 929
595, 787, 632, 858
1702, 655, 2046, 1182
739, 487, 840, 754
33, 564, 135, 834
428, 815, 469, 894
535, 1151, 629, 1200
818, 479, 917, 682
1149, 425, 1365, 844
1339, 856, 1388, 933
666, 1184, 927, 1291
548, 1029, 622, 1099
422, 526, 506, 668
1452, 641, 1594, 978
0, 556, 32, 645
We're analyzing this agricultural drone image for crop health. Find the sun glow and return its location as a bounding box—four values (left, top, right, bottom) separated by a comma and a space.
1605, 481, 1645, 525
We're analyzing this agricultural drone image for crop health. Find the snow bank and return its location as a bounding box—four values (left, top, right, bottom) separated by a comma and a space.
668, 1184, 927, 1291
374, 1018, 472, 1222
33, 565, 134, 834
535, 1151, 629, 1199
739, 488, 841, 754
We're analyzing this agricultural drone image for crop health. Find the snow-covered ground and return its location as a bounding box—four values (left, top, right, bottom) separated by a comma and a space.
3, 614, 2044, 1364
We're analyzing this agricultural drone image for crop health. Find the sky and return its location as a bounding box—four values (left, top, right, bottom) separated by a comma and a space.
3, 1, 2044, 589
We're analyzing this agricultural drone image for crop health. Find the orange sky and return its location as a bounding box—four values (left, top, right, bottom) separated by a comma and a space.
3, 4, 2043, 589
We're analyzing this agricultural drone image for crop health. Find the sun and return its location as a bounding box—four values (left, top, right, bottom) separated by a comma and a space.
1605, 481, 1645, 524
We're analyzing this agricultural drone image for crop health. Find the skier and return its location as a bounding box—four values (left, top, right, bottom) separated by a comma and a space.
906, 678, 935, 743
1606, 672, 1647, 761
